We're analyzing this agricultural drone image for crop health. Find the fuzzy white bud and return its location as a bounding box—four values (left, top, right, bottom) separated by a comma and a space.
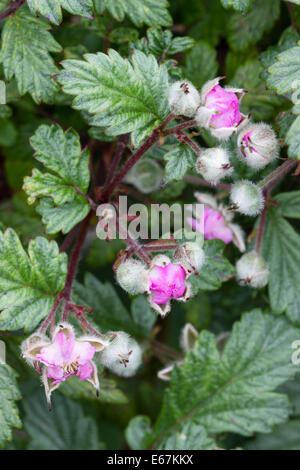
237, 123, 279, 170
98, 331, 142, 377
236, 251, 269, 289
168, 80, 201, 117
116, 259, 150, 295
230, 180, 264, 216
195, 147, 233, 184
175, 242, 205, 274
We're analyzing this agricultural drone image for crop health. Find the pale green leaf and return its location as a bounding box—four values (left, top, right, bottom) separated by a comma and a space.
273, 191, 300, 218
58, 49, 169, 147
95, 0, 172, 27
0, 229, 67, 331
59, 375, 128, 404
148, 310, 298, 448
267, 42, 300, 94
164, 144, 196, 183
0, 364, 21, 447
190, 240, 235, 293
245, 420, 300, 450
126, 416, 152, 450
0, 8, 62, 103
220, 0, 252, 12
27, 0, 93, 25
158, 423, 215, 450
23, 124, 91, 234
261, 207, 300, 324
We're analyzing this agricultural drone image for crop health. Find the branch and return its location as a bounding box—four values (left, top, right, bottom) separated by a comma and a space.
258, 159, 297, 192
163, 119, 197, 136
184, 174, 231, 192
0, 0, 26, 21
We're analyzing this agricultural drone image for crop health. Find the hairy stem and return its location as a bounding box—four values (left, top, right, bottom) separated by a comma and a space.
184, 174, 231, 192
103, 134, 129, 190
255, 193, 268, 254
40, 294, 63, 334
0, 0, 26, 21
176, 130, 202, 156
163, 119, 197, 136
258, 159, 297, 192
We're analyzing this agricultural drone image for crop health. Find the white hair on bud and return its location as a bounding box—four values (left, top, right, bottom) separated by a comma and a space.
116, 259, 150, 295
168, 80, 201, 117
98, 331, 142, 377
237, 123, 279, 170
236, 251, 269, 289
230, 180, 264, 216
181, 242, 205, 274
195, 147, 233, 184
150, 254, 171, 268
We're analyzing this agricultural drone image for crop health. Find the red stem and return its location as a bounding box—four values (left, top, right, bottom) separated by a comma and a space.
258, 159, 297, 192
40, 294, 63, 334
184, 174, 231, 191
0, 0, 26, 21
103, 134, 129, 190
255, 193, 268, 254
163, 119, 197, 136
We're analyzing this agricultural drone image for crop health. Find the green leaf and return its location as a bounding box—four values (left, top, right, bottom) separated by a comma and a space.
190, 240, 235, 293
220, 0, 252, 13
95, 0, 172, 27
273, 191, 300, 219
59, 375, 128, 404
133, 27, 194, 58
72, 273, 142, 336
267, 42, 300, 94
58, 49, 169, 147
185, 41, 218, 89
27, 0, 93, 25
230, 60, 287, 121
261, 207, 300, 324
24, 391, 102, 450
148, 310, 298, 448
158, 423, 215, 450
244, 420, 300, 450
0, 229, 67, 332
131, 295, 156, 338
23, 124, 90, 234
0, 8, 62, 103
0, 364, 21, 447
228, 0, 280, 51
126, 415, 152, 450
285, 114, 300, 159
164, 144, 196, 183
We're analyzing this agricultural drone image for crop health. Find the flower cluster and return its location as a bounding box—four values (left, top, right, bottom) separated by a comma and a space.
117, 246, 205, 317
21, 323, 142, 406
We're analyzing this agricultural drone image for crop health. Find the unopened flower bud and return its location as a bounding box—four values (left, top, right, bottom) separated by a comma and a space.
168, 80, 201, 117
236, 251, 269, 288
195, 147, 233, 184
196, 77, 248, 140
230, 180, 264, 216
99, 331, 142, 377
124, 158, 163, 194
116, 259, 150, 295
237, 123, 279, 170
175, 242, 205, 274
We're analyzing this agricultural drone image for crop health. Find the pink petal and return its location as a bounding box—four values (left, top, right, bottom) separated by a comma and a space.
205, 85, 242, 129
77, 362, 93, 380
151, 290, 172, 305
186, 217, 204, 234
71, 341, 96, 365
204, 207, 233, 244
47, 366, 64, 382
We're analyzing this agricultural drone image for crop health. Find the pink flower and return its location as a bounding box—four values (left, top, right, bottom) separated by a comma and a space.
196, 77, 248, 140
205, 85, 242, 129
22, 323, 107, 406
187, 207, 233, 245
149, 263, 187, 305
187, 192, 246, 252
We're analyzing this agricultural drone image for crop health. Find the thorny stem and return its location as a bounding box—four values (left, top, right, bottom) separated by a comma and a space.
258, 159, 297, 192
0, 0, 26, 21
163, 119, 197, 136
